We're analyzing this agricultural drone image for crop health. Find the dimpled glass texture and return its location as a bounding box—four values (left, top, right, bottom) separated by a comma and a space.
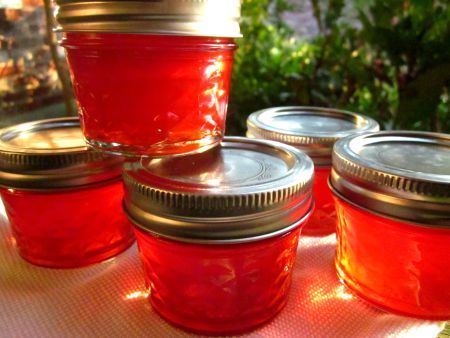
61, 33, 236, 156
134, 227, 303, 335
0, 179, 134, 268
302, 166, 336, 236
334, 196, 450, 320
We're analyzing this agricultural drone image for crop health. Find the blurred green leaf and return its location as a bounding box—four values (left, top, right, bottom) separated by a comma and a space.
227, 0, 450, 135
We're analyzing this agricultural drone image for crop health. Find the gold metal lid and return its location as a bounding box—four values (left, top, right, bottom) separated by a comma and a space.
123, 137, 314, 243
55, 0, 242, 37
0, 118, 122, 189
330, 131, 450, 227
247, 106, 379, 166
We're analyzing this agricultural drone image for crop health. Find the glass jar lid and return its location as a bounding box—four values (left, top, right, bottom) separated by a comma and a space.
330, 131, 450, 227
123, 137, 314, 243
247, 106, 379, 165
0, 117, 122, 189
55, 0, 242, 38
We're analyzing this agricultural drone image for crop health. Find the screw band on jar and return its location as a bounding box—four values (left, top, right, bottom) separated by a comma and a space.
124, 196, 313, 244
55, 0, 242, 37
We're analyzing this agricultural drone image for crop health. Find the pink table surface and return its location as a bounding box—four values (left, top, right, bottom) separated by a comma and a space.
0, 201, 446, 338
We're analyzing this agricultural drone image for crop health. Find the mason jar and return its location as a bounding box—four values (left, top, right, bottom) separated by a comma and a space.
0, 118, 134, 268
330, 131, 450, 319
122, 137, 314, 334
247, 106, 379, 235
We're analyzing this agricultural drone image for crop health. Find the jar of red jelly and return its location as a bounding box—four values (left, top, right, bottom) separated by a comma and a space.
330, 131, 450, 319
55, 0, 241, 157
247, 106, 379, 236
122, 137, 314, 334
0, 118, 134, 268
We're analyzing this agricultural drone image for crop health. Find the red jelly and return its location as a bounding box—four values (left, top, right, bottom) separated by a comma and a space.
62, 33, 236, 156
123, 137, 314, 334
330, 131, 450, 319
0, 118, 134, 268
134, 227, 302, 335
56, 0, 241, 156
308, 166, 335, 235
247, 106, 379, 236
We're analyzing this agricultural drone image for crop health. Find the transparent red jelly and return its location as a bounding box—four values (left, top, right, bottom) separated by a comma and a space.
302, 167, 336, 236
61, 33, 236, 156
334, 196, 450, 320
134, 227, 304, 335
0, 179, 134, 268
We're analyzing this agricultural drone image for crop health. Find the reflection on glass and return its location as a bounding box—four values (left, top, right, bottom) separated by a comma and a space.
124, 290, 150, 301
309, 284, 354, 304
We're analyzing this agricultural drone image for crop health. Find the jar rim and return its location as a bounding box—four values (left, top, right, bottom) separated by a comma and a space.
125, 199, 314, 244
60, 32, 238, 51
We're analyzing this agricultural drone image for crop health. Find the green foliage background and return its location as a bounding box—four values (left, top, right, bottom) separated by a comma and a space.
227, 0, 450, 135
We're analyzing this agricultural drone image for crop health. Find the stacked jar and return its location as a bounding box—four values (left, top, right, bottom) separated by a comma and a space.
247, 106, 379, 235
52, 1, 319, 334
56, 0, 242, 157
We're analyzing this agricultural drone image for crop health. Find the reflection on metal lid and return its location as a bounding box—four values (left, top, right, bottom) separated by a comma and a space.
247, 106, 379, 165
55, 0, 242, 38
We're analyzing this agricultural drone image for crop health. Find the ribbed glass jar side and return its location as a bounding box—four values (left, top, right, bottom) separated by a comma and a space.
134, 226, 302, 335
1, 179, 134, 268
334, 195, 450, 320
302, 166, 335, 236
62, 33, 236, 156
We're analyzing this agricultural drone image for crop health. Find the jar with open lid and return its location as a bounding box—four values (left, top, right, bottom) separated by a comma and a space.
56, 0, 241, 157
0, 117, 134, 268
247, 106, 379, 235
122, 137, 314, 334
330, 131, 450, 319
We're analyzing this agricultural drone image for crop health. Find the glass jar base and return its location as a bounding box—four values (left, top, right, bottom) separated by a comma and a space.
85, 136, 223, 157
17, 236, 135, 269
150, 295, 287, 335
335, 261, 450, 320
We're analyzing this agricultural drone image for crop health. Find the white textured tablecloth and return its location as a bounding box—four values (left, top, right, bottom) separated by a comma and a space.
0, 201, 446, 338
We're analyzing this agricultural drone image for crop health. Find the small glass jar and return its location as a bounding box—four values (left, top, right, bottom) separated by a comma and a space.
56, 0, 241, 157
123, 137, 314, 334
330, 131, 450, 319
247, 106, 379, 236
0, 118, 134, 268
